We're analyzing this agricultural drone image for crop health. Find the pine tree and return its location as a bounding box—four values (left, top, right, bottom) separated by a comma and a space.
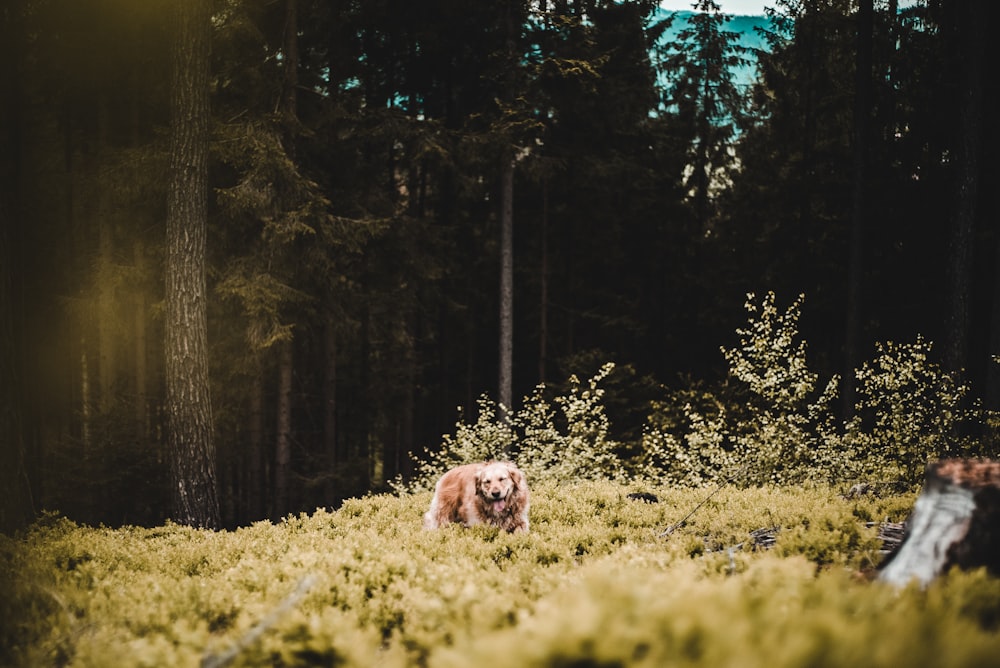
658, 0, 748, 231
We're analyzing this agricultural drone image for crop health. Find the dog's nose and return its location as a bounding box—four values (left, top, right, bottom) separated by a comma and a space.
491, 491, 502, 499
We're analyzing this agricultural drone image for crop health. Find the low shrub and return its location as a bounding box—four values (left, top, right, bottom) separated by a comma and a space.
845, 336, 985, 481
6, 482, 998, 668
398, 293, 996, 494
434, 556, 1000, 668
641, 293, 997, 488
394, 363, 629, 493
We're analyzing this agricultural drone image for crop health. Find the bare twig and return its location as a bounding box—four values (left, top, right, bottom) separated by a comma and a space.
867, 519, 907, 555
705, 525, 782, 575
748, 525, 780, 550
841, 480, 909, 499
201, 574, 318, 668
659, 468, 744, 538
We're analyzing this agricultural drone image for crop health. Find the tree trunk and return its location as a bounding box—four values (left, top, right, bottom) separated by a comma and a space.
399, 347, 414, 479
990, 226, 1000, 422
133, 242, 149, 436
248, 358, 265, 521
165, 0, 219, 529
96, 97, 114, 415
843, 0, 873, 421
538, 179, 549, 385
274, 339, 294, 519
943, 1, 984, 376
323, 319, 338, 503
382, 314, 414, 486
282, 0, 298, 122
0, 7, 35, 527
360, 294, 372, 486
878, 459, 1000, 587
0, 215, 33, 534
80, 337, 91, 450
498, 156, 514, 427
497, 0, 516, 431
270, 0, 299, 520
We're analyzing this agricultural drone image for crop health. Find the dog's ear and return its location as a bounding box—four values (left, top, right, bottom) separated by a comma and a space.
506, 464, 523, 487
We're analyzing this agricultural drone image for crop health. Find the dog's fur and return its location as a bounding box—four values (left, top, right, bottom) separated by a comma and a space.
423, 461, 530, 533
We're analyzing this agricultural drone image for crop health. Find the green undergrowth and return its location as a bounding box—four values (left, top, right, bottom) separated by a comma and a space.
3, 482, 999, 667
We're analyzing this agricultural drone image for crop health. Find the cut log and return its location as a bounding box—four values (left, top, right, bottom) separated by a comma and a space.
878, 458, 1000, 587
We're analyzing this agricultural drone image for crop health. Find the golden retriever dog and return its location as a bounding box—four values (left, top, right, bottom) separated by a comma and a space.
423, 461, 530, 533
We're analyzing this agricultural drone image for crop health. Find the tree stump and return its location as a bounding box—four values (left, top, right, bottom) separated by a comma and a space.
878, 459, 1000, 587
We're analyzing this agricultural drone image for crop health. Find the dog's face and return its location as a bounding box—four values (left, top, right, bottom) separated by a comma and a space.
477, 462, 519, 512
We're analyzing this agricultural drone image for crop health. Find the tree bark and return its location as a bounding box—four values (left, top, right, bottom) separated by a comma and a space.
0, 216, 33, 534
843, 0, 873, 421
498, 156, 514, 427
274, 339, 294, 519
538, 179, 549, 385
271, 0, 299, 520
359, 293, 372, 485
990, 227, 1000, 420
96, 97, 114, 415
0, 5, 35, 527
133, 242, 149, 436
166, 0, 219, 529
943, 1, 984, 376
80, 338, 91, 450
248, 358, 265, 521
282, 0, 298, 122
323, 320, 338, 503
497, 0, 516, 432
879, 459, 1000, 587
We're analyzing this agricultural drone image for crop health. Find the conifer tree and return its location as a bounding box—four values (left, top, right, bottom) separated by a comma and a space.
658, 0, 748, 230
715, 0, 861, 374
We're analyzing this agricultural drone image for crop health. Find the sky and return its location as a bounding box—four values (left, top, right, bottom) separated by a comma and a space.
659, 0, 918, 16
658, 0, 772, 15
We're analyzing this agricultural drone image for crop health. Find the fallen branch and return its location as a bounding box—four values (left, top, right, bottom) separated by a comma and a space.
660, 469, 743, 538
202, 574, 318, 668
866, 519, 906, 556
840, 480, 909, 499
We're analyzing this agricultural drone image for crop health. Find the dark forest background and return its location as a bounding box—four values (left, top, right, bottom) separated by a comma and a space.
1, 0, 997, 530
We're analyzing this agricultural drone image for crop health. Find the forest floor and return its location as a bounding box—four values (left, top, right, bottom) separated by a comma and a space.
4, 481, 1000, 667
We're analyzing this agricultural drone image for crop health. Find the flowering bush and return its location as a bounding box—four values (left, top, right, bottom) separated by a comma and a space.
719, 292, 838, 483
401, 292, 996, 492
845, 337, 982, 481
642, 293, 995, 487
640, 293, 843, 485
394, 363, 628, 492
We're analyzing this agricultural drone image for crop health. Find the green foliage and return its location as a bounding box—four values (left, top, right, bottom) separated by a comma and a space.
7, 484, 1000, 668
400, 291, 996, 493
845, 337, 985, 481
643, 293, 996, 488
640, 292, 838, 486
10, 0, 997, 533
656, 0, 749, 220
715, 291, 845, 484
396, 363, 628, 492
